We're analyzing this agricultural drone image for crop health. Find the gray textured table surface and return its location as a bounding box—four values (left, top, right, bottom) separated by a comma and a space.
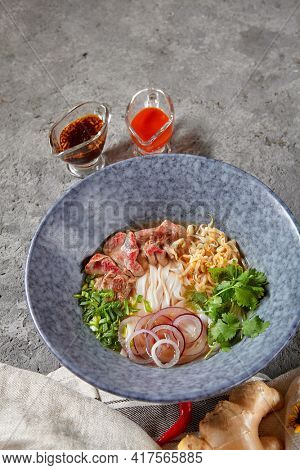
0, 0, 299, 378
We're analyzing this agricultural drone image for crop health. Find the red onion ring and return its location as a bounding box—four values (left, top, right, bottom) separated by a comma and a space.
145, 312, 173, 330
152, 306, 193, 321
135, 314, 153, 330
134, 314, 153, 357
173, 314, 203, 344
125, 329, 159, 364
148, 324, 185, 356
120, 306, 209, 367
151, 339, 180, 368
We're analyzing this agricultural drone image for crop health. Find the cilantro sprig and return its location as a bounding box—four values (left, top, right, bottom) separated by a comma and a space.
185, 264, 270, 354
74, 276, 151, 351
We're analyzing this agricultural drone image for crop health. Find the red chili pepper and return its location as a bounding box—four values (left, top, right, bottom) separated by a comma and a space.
156, 401, 192, 446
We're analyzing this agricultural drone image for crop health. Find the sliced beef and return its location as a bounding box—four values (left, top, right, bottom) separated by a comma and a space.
121, 231, 145, 276
103, 231, 144, 277
134, 220, 186, 266
135, 220, 186, 247
153, 220, 187, 244
136, 252, 149, 271
84, 220, 187, 300
85, 252, 135, 300
155, 249, 169, 266
135, 228, 156, 245
84, 253, 121, 276
143, 240, 168, 266
102, 232, 126, 266
94, 272, 135, 301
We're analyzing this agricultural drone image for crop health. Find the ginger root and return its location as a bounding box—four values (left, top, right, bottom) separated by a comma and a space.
284, 375, 300, 449
260, 436, 283, 450
178, 381, 283, 450
178, 434, 212, 450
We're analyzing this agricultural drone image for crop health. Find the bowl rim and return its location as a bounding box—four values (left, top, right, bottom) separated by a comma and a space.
25, 154, 300, 401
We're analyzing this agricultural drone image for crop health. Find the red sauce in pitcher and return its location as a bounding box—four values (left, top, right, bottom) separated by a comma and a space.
130, 107, 173, 153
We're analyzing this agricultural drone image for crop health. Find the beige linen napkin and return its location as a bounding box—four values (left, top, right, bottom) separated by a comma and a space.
0, 363, 159, 450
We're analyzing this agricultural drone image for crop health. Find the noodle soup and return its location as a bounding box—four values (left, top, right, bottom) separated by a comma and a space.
75, 220, 269, 368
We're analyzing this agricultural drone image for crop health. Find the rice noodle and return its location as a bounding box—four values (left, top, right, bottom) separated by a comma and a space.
136, 261, 185, 312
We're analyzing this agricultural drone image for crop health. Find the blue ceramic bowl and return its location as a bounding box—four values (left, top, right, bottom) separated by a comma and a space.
25, 154, 300, 402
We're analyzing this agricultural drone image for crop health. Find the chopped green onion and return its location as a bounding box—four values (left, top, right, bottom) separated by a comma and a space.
74, 279, 152, 352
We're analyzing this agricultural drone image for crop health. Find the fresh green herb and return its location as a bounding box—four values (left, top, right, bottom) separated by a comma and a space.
74, 278, 151, 351
241, 315, 270, 338
185, 264, 270, 354
185, 289, 208, 312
